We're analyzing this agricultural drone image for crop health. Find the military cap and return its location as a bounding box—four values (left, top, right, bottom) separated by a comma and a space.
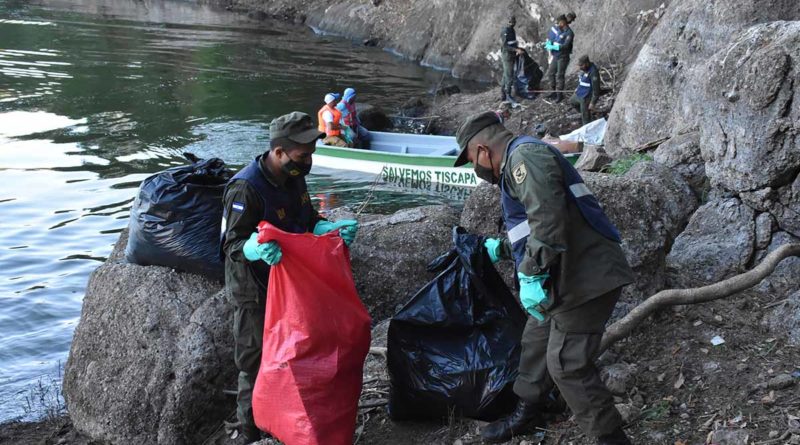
270, 112, 325, 144
453, 111, 501, 167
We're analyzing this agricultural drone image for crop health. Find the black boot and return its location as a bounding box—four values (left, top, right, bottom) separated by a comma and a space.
480, 400, 544, 443
554, 92, 564, 102
598, 427, 632, 445
500, 88, 507, 102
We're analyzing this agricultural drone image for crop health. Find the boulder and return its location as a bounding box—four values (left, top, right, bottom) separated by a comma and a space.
574, 144, 612, 172
763, 290, 800, 346
460, 162, 698, 301
605, 0, 800, 154
652, 130, 707, 197
585, 162, 698, 299
698, 22, 800, 194
349, 205, 460, 320
666, 198, 756, 288
63, 231, 234, 445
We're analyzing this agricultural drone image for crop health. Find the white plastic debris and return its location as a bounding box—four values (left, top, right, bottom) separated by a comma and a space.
559, 118, 607, 145
710, 335, 726, 346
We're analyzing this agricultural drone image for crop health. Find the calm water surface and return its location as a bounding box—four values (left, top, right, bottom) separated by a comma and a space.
0, 0, 474, 421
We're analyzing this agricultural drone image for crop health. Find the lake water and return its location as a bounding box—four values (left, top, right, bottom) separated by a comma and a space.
0, 0, 474, 421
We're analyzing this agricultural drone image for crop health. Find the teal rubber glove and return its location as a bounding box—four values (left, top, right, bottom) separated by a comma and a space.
313, 219, 358, 246
544, 42, 555, 51
551, 42, 561, 50
518, 272, 550, 321
484, 238, 504, 264
242, 232, 282, 265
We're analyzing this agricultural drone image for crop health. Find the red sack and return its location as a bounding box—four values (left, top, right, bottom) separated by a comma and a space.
252, 222, 372, 445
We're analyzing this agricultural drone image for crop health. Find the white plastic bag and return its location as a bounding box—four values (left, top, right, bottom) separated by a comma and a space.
559, 118, 607, 145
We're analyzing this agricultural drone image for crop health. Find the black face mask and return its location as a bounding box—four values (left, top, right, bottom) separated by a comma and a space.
282, 158, 312, 177
474, 147, 497, 185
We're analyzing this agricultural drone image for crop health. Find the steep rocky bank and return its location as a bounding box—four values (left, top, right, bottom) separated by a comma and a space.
218, 0, 668, 82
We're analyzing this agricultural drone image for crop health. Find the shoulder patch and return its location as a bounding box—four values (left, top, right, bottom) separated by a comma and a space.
512, 162, 527, 184
231, 202, 245, 213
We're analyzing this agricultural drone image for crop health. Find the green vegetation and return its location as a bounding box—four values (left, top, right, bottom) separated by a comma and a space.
603, 153, 654, 175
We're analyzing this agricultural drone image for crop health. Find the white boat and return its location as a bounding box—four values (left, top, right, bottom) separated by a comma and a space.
314, 131, 481, 187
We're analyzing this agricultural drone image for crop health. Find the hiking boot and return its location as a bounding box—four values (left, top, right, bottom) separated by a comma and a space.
597, 427, 633, 445
480, 400, 544, 443
499, 89, 507, 102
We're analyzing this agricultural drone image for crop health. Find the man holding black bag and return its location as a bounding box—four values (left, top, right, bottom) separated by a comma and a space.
453, 112, 635, 445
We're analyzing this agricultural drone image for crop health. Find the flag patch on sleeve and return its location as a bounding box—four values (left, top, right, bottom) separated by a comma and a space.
232, 202, 245, 213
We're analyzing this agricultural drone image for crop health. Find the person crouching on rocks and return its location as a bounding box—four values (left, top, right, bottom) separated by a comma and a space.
221, 112, 359, 442
452, 111, 635, 445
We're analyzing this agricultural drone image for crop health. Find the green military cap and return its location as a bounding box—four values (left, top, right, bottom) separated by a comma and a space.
454, 111, 501, 167
270, 111, 325, 145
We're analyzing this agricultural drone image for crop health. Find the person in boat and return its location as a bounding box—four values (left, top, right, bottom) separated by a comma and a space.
543, 15, 574, 102
500, 15, 525, 103
317, 93, 348, 147
453, 111, 634, 445
336, 87, 372, 149
570, 55, 601, 125
221, 111, 359, 442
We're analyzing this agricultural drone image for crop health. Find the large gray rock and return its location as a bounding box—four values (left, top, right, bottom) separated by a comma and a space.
763, 290, 800, 346
652, 130, 707, 197
349, 205, 460, 320
585, 162, 698, 299
605, 1, 800, 154
699, 22, 800, 193
64, 232, 233, 445
575, 144, 612, 172
666, 198, 756, 288
231, 0, 668, 81
460, 162, 698, 301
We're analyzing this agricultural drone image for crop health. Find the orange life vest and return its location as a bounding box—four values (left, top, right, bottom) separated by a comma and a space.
317, 105, 342, 137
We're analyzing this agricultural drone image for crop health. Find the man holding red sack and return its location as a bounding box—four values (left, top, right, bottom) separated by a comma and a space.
221, 111, 358, 442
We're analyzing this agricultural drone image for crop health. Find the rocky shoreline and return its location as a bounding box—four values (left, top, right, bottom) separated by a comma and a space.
5, 0, 800, 444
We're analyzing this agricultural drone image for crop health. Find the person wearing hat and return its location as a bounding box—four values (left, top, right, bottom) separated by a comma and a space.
336, 87, 372, 148
221, 111, 359, 442
543, 14, 574, 102
453, 112, 634, 445
500, 15, 525, 102
317, 93, 347, 147
570, 55, 601, 125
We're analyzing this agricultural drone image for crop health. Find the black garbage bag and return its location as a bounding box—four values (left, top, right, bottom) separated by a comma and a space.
125, 153, 232, 280
514, 52, 543, 98
387, 227, 527, 421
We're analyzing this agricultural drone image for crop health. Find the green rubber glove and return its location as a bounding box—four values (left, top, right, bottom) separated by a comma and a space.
518, 272, 550, 321
242, 232, 282, 265
484, 238, 504, 264
313, 219, 358, 246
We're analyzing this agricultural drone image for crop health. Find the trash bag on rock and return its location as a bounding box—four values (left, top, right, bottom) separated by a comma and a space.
252, 222, 371, 445
514, 52, 543, 98
387, 227, 527, 421
125, 153, 231, 279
